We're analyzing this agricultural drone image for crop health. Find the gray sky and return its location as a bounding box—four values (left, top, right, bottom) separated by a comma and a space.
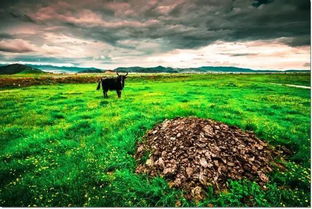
0, 0, 310, 70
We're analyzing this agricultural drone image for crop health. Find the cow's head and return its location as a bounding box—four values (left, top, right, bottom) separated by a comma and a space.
116, 72, 128, 87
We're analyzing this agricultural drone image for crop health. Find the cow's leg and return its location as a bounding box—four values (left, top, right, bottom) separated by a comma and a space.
116, 90, 121, 98
103, 89, 108, 98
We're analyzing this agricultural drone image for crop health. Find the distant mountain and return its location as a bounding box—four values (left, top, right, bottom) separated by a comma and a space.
285, 69, 310, 73
78, 69, 104, 73
0, 64, 46, 74
114, 65, 310, 73
0, 63, 309, 74
115, 65, 178, 73
115, 66, 256, 73
28, 64, 104, 73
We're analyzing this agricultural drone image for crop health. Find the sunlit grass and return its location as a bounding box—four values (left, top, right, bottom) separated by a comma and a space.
0, 73, 310, 206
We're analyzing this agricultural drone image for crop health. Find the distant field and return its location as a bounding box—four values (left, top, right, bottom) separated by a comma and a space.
0, 73, 310, 207
0, 72, 310, 88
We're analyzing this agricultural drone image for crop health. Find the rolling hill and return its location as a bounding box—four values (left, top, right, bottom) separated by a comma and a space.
0, 64, 46, 74
28, 65, 104, 74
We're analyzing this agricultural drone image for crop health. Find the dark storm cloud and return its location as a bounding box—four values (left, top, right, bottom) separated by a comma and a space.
223, 0, 310, 46
0, 46, 33, 53
0, 33, 14, 39
0, 0, 309, 67
252, 0, 274, 8
279, 35, 311, 47
3, 0, 310, 47
222, 53, 258, 57
9, 11, 36, 23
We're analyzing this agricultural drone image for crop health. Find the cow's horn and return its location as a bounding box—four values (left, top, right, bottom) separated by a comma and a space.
116, 71, 120, 76
125, 72, 128, 76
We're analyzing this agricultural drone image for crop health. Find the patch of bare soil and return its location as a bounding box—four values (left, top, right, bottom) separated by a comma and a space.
135, 117, 278, 201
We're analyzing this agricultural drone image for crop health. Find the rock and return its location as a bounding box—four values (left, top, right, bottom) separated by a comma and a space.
199, 172, 208, 185
191, 186, 204, 201
199, 158, 209, 168
174, 177, 182, 186
213, 160, 219, 166
145, 159, 153, 166
175, 200, 182, 207
258, 172, 269, 182
227, 162, 235, 167
163, 167, 176, 175
186, 167, 194, 177
137, 145, 144, 153
155, 157, 165, 168
203, 125, 214, 135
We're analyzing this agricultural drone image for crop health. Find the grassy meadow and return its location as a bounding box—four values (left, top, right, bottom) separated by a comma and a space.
0, 73, 310, 207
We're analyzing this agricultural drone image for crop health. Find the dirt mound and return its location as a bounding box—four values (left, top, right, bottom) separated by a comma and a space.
135, 117, 275, 200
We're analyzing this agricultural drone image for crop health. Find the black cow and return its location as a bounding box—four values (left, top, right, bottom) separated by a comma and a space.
96, 72, 128, 98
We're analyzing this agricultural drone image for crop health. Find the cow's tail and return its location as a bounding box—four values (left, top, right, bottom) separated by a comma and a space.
96, 79, 102, 90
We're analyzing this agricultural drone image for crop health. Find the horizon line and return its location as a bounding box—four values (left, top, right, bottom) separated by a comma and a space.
0, 62, 310, 72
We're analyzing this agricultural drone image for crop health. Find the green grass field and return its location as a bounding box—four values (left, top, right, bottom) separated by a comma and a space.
0, 73, 310, 207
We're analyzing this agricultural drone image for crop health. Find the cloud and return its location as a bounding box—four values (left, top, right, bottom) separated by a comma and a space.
143, 40, 310, 70
3, 0, 309, 49
252, 0, 274, 8
223, 53, 258, 57
9, 11, 36, 23
278, 36, 311, 47
0, 33, 14, 39
0, 39, 37, 53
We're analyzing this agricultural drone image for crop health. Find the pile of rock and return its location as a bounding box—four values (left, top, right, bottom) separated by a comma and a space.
135, 117, 275, 200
